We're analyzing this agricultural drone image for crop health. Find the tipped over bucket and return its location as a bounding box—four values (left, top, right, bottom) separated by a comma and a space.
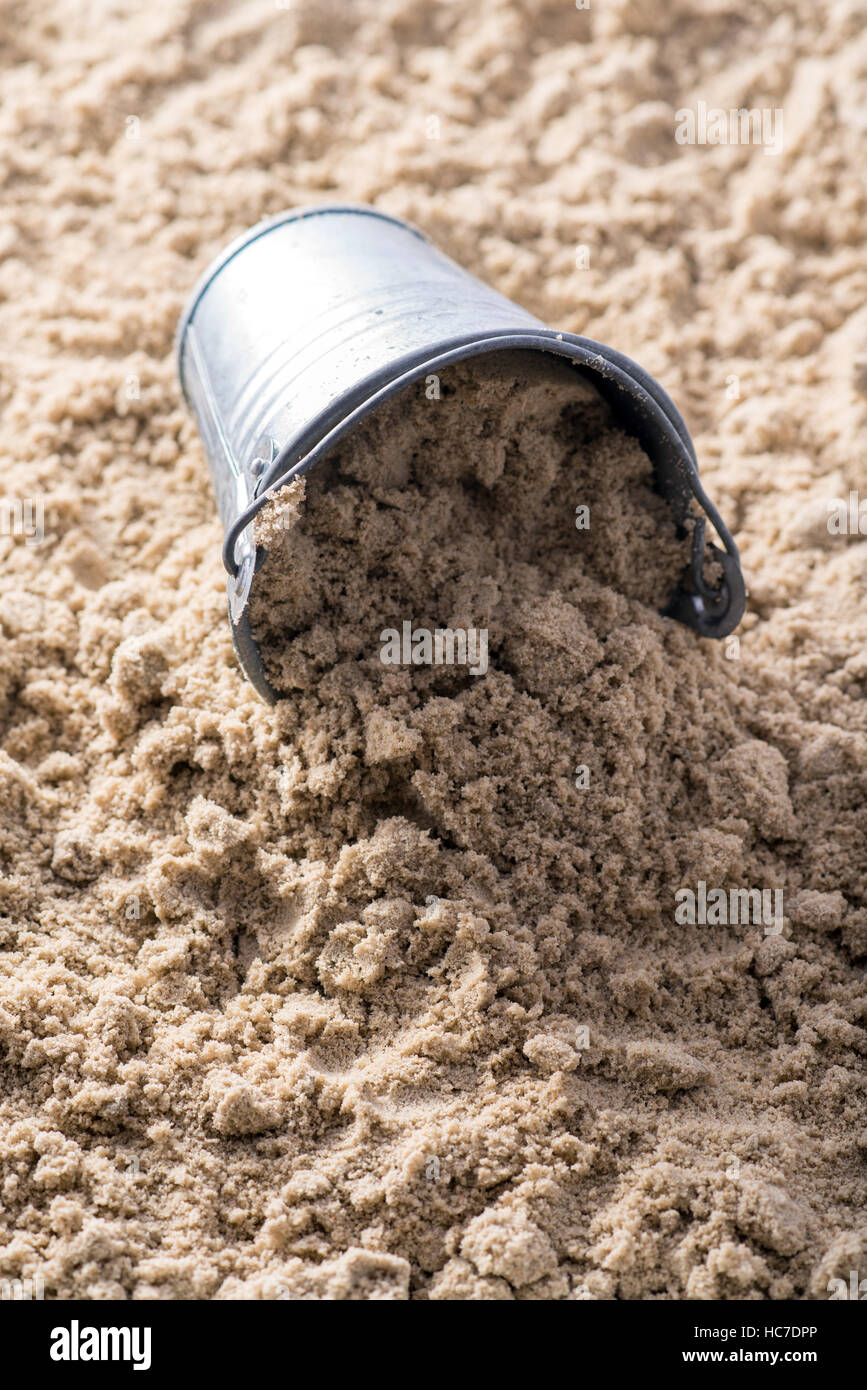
176, 204, 746, 702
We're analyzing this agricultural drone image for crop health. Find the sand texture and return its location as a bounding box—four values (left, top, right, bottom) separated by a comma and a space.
0, 0, 866, 1300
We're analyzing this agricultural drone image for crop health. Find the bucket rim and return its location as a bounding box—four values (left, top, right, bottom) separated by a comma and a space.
223, 327, 740, 579
224, 329, 746, 702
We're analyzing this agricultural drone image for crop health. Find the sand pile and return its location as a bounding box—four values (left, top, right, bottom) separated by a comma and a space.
0, 0, 865, 1301
248, 351, 691, 690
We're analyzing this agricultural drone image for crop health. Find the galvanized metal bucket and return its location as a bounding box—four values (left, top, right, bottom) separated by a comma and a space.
176, 204, 745, 703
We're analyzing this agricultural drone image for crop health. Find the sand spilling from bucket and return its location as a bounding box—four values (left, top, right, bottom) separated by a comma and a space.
248, 352, 692, 693
1, 0, 866, 1302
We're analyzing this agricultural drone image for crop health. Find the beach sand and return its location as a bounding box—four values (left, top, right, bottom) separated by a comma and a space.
0, 0, 865, 1299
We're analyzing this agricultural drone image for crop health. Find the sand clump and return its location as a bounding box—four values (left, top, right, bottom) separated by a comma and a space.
0, 0, 865, 1301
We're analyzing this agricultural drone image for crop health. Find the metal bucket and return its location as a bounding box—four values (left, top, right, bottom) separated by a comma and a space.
176, 203, 745, 703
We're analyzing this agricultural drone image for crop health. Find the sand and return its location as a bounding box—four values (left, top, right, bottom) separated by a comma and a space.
0, 0, 865, 1301
247, 350, 693, 690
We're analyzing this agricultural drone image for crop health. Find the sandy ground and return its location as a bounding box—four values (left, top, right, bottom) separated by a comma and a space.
0, 0, 865, 1300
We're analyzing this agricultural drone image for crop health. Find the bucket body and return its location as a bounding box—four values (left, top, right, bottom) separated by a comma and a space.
177, 204, 745, 702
